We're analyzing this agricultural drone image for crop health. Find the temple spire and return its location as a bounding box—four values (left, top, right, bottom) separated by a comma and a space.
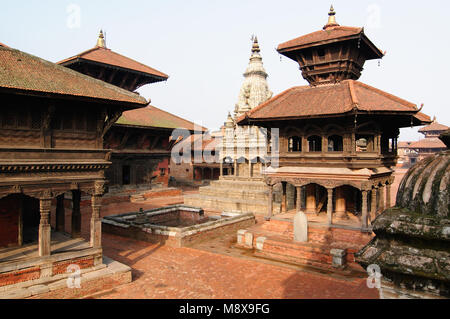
324, 5, 340, 29
96, 30, 106, 48
251, 36, 260, 53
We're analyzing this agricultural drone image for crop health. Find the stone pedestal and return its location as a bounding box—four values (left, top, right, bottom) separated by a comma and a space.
293, 211, 308, 242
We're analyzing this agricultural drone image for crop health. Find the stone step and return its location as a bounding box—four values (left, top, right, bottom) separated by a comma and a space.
237, 230, 365, 272
260, 220, 372, 246
184, 194, 281, 215
0, 256, 130, 299
208, 180, 270, 191
198, 187, 268, 201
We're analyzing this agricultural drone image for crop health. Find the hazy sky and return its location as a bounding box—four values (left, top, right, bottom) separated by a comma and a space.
1, 1, 449, 141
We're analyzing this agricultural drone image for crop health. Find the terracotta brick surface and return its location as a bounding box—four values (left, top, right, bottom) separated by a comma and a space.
94, 233, 378, 299
0, 267, 40, 287
53, 257, 94, 275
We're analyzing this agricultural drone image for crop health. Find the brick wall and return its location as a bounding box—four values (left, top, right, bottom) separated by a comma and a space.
0, 195, 20, 247
53, 257, 95, 275
0, 267, 41, 287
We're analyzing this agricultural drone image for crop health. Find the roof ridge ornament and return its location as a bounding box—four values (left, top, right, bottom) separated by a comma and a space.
251, 35, 260, 53
323, 5, 340, 30
96, 30, 106, 48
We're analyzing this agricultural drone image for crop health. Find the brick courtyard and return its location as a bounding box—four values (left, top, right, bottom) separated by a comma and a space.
58, 170, 408, 299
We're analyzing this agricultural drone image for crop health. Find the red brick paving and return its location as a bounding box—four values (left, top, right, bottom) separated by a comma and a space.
96, 233, 378, 299
63, 175, 413, 300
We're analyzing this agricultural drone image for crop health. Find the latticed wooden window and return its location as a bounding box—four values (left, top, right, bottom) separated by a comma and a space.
2, 111, 15, 127
31, 111, 41, 129
288, 136, 302, 152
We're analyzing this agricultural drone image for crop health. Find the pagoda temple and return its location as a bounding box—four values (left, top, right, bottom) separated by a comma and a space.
0, 44, 147, 293
59, 32, 205, 191
237, 7, 432, 231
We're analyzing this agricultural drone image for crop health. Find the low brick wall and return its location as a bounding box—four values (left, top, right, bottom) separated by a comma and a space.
0, 267, 41, 287
27, 271, 132, 299
52, 257, 95, 275
103, 212, 256, 248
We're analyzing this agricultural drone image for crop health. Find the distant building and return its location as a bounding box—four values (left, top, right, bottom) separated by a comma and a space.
409, 120, 448, 161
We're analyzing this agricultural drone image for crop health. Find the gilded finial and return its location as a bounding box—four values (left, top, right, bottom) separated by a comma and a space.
251, 35, 260, 53
96, 30, 106, 48
324, 5, 339, 29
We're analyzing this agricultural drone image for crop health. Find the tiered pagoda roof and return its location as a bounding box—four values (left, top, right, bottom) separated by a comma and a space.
237, 7, 430, 127
418, 121, 448, 133
115, 105, 207, 132
238, 80, 430, 125
0, 45, 147, 108
58, 31, 168, 91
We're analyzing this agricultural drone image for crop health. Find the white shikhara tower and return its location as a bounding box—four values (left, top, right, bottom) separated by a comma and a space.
221, 37, 273, 178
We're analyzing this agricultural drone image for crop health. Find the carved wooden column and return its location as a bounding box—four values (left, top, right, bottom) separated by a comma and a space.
248, 161, 252, 178
296, 186, 302, 212
371, 187, 377, 218
266, 184, 274, 221
282, 182, 287, 214
327, 188, 333, 226
90, 181, 105, 248
39, 196, 52, 256
234, 160, 237, 177
55, 194, 65, 232
91, 195, 102, 248
335, 187, 347, 219
379, 185, 385, 215
220, 161, 223, 177
71, 190, 82, 238
306, 184, 316, 214
386, 183, 391, 209
361, 190, 368, 231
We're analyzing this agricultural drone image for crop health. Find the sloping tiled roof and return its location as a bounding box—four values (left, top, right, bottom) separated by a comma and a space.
278, 26, 363, 51
115, 105, 207, 132
409, 138, 446, 149
0, 42, 8, 48
0, 46, 148, 106
237, 80, 426, 122
58, 46, 168, 80
173, 133, 221, 152
418, 121, 448, 132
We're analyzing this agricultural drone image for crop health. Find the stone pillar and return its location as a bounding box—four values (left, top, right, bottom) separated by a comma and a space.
71, 190, 81, 238
249, 161, 252, 178
220, 161, 223, 177
55, 194, 65, 232
90, 194, 102, 248
39, 197, 52, 257
386, 183, 391, 209
327, 188, 333, 226
379, 185, 385, 215
361, 190, 368, 231
296, 186, 302, 212
234, 160, 237, 177
306, 184, 316, 214
266, 185, 273, 221
371, 187, 377, 218
335, 187, 348, 219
